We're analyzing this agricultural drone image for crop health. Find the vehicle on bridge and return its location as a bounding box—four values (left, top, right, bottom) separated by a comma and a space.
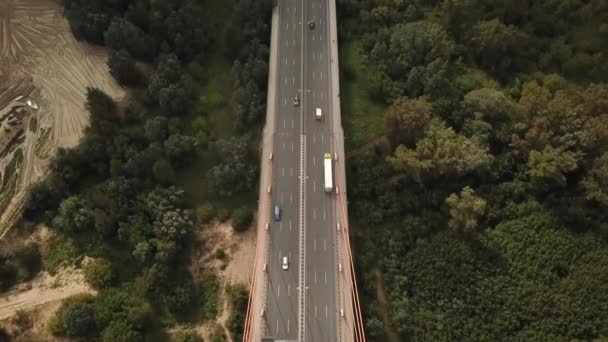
274, 205, 281, 221
324, 153, 333, 192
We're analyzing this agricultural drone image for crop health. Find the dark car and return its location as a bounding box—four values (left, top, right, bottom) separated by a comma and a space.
274, 205, 281, 221
308, 20, 314, 29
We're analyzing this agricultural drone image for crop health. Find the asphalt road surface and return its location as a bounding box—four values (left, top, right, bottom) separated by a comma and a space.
266, 0, 303, 339
266, 0, 338, 339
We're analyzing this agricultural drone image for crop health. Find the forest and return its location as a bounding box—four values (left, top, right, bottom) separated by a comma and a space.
0, 0, 270, 340
336, 0, 608, 340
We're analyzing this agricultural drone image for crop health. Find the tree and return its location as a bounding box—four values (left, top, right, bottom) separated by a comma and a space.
164, 134, 199, 166
152, 159, 175, 183
104, 18, 155, 61
445, 186, 487, 233
384, 97, 432, 148
86, 87, 117, 123
108, 49, 140, 85
52, 196, 94, 233
101, 320, 143, 342
386, 119, 493, 183
60, 301, 97, 337
527, 146, 579, 186
147, 54, 182, 102
469, 19, 530, 78
84, 258, 113, 289
177, 331, 204, 342
232, 206, 253, 232
207, 138, 257, 196
581, 152, 608, 207
144, 116, 169, 143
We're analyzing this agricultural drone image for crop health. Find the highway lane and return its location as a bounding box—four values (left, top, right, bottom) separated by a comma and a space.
303, 0, 339, 340
266, 0, 303, 339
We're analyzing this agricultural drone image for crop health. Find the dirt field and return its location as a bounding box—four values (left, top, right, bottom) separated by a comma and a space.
187, 219, 256, 341
0, 0, 124, 237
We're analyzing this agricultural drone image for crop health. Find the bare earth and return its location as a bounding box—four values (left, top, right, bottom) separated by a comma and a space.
0, 265, 95, 321
0, 0, 124, 236
185, 219, 256, 341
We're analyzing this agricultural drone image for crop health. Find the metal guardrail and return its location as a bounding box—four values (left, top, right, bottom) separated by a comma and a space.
298, 135, 306, 342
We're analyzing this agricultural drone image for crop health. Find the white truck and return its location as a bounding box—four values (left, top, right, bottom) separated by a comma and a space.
324, 153, 333, 192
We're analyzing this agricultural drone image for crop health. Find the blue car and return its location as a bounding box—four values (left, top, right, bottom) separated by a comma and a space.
274, 205, 281, 221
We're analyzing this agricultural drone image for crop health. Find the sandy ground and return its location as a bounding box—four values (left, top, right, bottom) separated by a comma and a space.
0, 0, 124, 237
185, 218, 256, 341
0, 265, 95, 321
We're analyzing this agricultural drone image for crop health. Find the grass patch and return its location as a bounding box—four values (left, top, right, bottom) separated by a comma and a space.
198, 272, 221, 321
0, 148, 24, 216
340, 40, 386, 152
43, 233, 79, 272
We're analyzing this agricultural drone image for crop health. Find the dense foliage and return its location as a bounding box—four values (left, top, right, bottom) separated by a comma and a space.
337, 0, 608, 340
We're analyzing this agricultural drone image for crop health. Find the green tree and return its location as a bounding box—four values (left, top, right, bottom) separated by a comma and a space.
469, 19, 529, 78
581, 152, 608, 207
164, 134, 198, 166
86, 87, 117, 123
387, 120, 492, 183
177, 331, 204, 342
108, 49, 140, 85
104, 17, 155, 61
207, 138, 257, 196
445, 186, 487, 233
527, 146, 578, 186
101, 320, 143, 342
232, 206, 253, 232
384, 97, 432, 148
84, 258, 113, 289
152, 158, 175, 183
52, 196, 94, 233
60, 301, 97, 337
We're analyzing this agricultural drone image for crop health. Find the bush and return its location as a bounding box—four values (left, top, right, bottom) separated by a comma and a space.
43, 234, 79, 272
215, 248, 226, 260
176, 331, 203, 342
196, 202, 215, 224
84, 258, 113, 289
226, 284, 248, 341
231, 207, 253, 232
216, 209, 230, 222
49, 295, 96, 337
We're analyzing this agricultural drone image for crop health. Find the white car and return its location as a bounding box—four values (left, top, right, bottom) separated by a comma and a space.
282, 256, 289, 270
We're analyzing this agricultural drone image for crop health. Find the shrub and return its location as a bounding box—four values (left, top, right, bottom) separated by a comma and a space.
196, 202, 215, 224
84, 258, 113, 289
215, 248, 226, 260
231, 206, 253, 232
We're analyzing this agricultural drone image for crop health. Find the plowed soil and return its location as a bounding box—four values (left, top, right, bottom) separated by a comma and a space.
0, 0, 124, 236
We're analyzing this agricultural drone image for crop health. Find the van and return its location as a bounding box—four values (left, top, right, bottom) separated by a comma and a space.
315, 107, 322, 120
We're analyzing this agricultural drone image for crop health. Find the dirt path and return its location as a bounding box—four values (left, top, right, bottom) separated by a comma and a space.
375, 269, 402, 342
0, 266, 95, 321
